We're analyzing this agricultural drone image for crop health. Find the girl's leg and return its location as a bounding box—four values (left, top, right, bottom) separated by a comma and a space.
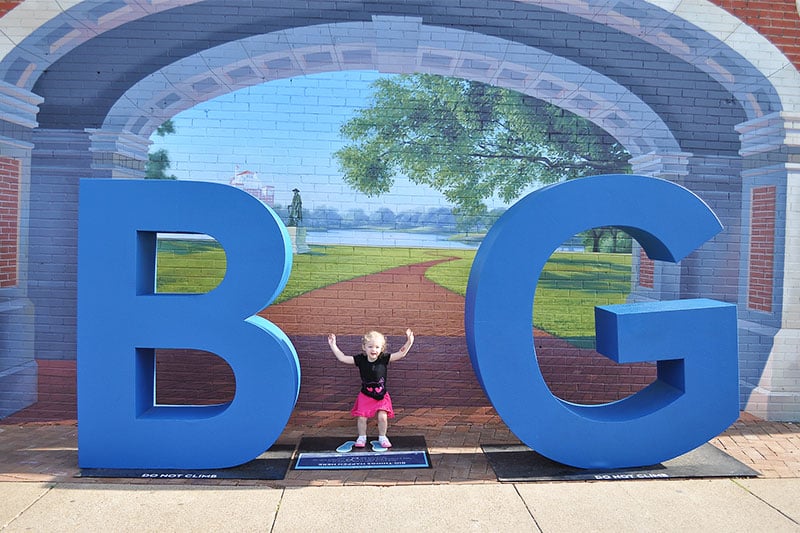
376, 410, 392, 447
355, 416, 368, 447
357, 416, 367, 436
377, 410, 388, 437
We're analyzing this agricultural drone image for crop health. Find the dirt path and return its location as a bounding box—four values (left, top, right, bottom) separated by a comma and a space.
259, 257, 467, 337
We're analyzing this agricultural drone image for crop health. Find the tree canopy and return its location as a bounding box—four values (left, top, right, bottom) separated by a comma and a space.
335, 74, 629, 216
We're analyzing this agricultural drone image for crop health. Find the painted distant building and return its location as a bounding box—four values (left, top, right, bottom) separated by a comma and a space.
229, 169, 274, 206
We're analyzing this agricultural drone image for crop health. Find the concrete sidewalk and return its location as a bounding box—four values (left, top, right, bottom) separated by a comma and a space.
1, 407, 799, 531
1, 478, 799, 532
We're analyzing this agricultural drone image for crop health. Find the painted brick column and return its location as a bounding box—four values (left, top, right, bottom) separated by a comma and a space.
630, 151, 742, 307
627, 152, 691, 303
737, 112, 800, 421
26, 127, 147, 370
28, 129, 92, 363
681, 154, 743, 305
0, 81, 41, 417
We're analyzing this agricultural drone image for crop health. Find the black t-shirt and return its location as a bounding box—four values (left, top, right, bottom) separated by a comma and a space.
353, 352, 390, 400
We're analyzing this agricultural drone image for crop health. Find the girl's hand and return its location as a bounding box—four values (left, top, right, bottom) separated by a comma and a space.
390, 329, 414, 361
327, 333, 336, 347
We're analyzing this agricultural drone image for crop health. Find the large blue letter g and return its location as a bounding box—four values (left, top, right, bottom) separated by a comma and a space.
465, 175, 738, 469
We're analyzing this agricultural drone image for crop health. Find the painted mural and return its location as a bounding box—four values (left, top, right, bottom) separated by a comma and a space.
0, 0, 798, 422
146, 70, 645, 411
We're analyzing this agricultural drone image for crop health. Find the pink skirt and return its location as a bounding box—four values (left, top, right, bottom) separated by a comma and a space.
351, 392, 395, 418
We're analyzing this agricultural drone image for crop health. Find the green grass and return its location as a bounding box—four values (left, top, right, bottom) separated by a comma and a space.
425, 250, 632, 346
155, 240, 453, 303
155, 239, 631, 344
533, 252, 631, 346
155, 239, 228, 293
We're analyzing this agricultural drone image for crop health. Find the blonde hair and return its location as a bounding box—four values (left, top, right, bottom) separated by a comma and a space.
362, 330, 386, 350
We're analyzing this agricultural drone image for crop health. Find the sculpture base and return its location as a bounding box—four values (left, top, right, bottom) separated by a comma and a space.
287, 226, 311, 254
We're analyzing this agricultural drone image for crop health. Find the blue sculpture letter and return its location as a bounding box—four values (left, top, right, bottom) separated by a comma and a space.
465, 174, 738, 468
78, 179, 300, 469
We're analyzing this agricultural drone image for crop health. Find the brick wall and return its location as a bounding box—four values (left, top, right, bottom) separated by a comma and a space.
0, 0, 794, 422
157, 335, 655, 409
1, 334, 657, 423
2, 2, 797, 68
0, 156, 20, 288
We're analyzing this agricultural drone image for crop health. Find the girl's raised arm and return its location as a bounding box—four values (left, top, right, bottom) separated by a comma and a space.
390, 329, 414, 361
328, 333, 355, 365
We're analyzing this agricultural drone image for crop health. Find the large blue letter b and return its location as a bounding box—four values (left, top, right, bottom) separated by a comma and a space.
78, 179, 300, 469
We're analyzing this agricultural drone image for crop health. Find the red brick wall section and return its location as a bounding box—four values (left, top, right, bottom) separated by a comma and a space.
0, 156, 20, 288
748, 186, 776, 312
0, 1, 21, 17
710, 0, 800, 68
638, 249, 654, 288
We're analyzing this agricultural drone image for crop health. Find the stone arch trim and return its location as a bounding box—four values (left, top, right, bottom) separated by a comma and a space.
103, 20, 679, 158
0, 0, 772, 167
0, 0, 795, 116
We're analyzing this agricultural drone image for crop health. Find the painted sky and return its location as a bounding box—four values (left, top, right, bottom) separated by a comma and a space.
149, 70, 529, 214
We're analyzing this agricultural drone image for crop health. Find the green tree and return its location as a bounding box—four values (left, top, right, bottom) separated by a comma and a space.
584, 227, 605, 253
146, 119, 177, 179
582, 227, 632, 253
335, 74, 629, 217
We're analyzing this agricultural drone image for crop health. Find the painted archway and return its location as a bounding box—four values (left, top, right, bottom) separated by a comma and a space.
0, 0, 797, 421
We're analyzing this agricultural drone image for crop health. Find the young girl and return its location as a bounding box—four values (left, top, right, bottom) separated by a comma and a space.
328, 328, 414, 448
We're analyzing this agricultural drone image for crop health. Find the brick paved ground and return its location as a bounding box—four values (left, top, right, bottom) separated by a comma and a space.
1, 407, 798, 486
